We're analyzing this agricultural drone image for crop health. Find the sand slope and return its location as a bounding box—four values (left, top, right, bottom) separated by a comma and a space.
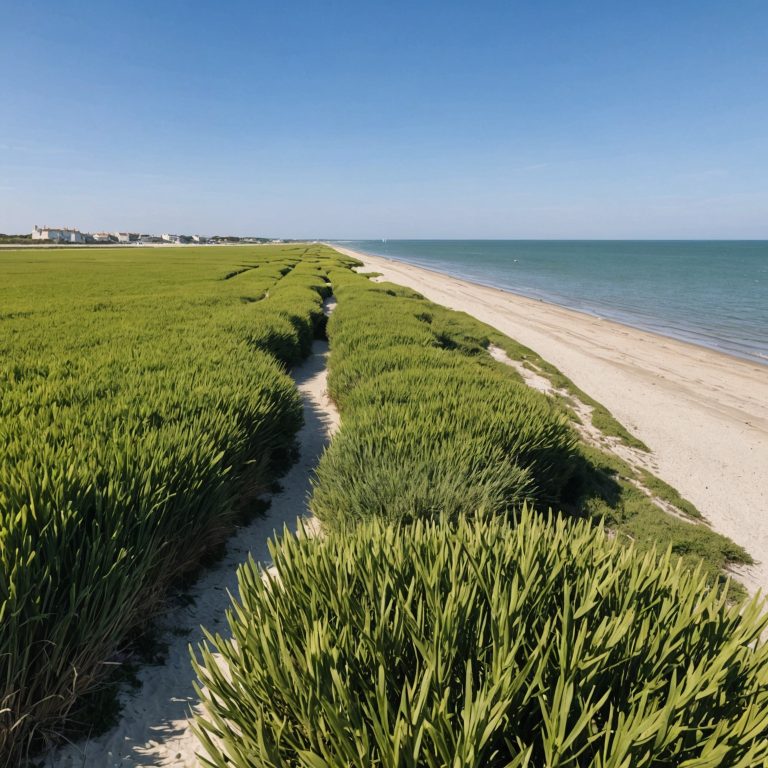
332, 245, 768, 596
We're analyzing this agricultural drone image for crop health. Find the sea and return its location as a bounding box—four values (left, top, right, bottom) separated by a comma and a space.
334, 240, 768, 366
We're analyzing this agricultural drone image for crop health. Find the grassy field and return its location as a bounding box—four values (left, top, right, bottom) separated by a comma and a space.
2, 245, 766, 765
0, 244, 354, 763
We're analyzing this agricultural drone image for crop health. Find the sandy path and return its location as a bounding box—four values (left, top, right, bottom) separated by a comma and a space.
45, 334, 339, 767
331, 245, 768, 596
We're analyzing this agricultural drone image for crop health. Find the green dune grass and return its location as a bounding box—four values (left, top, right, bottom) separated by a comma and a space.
194, 511, 768, 767
2, 244, 760, 765
194, 253, 764, 766
0, 244, 352, 764
312, 265, 749, 591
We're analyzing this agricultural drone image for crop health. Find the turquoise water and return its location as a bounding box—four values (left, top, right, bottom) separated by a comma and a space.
335, 240, 768, 366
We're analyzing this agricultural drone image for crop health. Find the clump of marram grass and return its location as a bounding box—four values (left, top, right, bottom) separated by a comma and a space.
236, 263, 332, 365
311, 272, 579, 527
193, 509, 768, 767
312, 363, 574, 525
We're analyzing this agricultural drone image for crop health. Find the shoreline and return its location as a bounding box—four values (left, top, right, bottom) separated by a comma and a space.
330, 243, 768, 596
332, 243, 766, 368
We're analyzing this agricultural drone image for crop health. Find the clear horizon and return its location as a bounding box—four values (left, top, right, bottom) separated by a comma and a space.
2, 1, 767, 239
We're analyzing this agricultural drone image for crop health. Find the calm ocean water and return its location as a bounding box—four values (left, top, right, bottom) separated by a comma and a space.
335, 240, 768, 366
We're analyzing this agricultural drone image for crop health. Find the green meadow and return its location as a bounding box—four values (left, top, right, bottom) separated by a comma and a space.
1, 245, 766, 765
0, 244, 351, 762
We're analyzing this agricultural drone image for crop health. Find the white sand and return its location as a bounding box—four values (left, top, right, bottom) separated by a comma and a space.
332, 244, 768, 596
45, 337, 339, 767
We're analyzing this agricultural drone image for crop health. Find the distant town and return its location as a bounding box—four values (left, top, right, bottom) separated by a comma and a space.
0, 225, 287, 246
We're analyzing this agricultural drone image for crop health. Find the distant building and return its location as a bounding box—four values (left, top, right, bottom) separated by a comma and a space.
161, 233, 182, 244
191, 235, 208, 243
115, 232, 138, 243
91, 232, 115, 243
31, 225, 85, 243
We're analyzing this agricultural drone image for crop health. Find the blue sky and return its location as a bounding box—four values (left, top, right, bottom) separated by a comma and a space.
1, 1, 766, 238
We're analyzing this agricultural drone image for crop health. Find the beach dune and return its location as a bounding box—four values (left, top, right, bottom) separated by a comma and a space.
331, 245, 768, 596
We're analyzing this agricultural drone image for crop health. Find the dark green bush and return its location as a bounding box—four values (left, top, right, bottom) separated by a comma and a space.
193, 510, 768, 767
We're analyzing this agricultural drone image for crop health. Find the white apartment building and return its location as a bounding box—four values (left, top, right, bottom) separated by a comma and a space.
31, 225, 85, 243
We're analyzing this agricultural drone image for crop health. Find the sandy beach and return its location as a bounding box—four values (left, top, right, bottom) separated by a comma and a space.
331, 244, 768, 596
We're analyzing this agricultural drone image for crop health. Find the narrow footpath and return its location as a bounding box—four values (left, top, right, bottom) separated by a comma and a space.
45, 328, 339, 767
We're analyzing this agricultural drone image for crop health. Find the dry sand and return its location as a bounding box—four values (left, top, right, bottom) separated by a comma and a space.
45, 334, 339, 767
331, 244, 768, 596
